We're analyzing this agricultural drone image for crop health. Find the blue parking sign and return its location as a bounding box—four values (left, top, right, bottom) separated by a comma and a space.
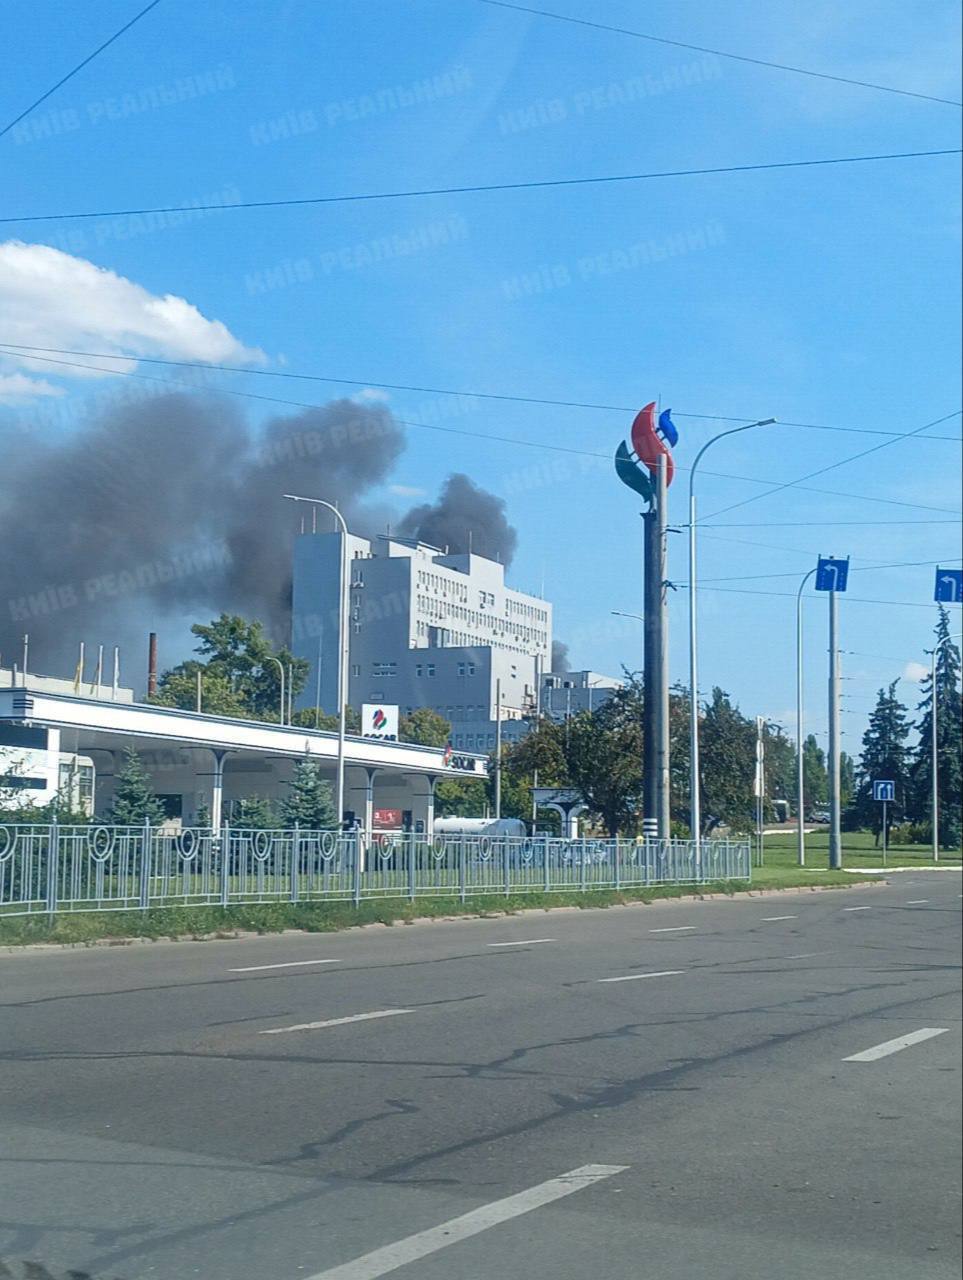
872, 780, 895, 803
815, 557, 849, 592
934, 567, 963, 604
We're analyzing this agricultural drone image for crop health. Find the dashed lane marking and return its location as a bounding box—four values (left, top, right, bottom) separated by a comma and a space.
305, 1164, 629, 1279
843, 1028, 948, 1062
260, 1009, 414, 1035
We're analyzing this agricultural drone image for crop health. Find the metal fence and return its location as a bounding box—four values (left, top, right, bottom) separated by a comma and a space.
0, 823, 751, 918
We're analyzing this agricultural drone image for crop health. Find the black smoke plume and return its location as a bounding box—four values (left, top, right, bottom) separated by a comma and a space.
397, 472, 517, 565
0, 392, 405, 677
551, 639, 570, 672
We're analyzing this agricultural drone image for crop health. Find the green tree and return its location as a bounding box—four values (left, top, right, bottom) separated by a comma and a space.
853, 682, 912, 841
434, 777, 487, 817
278, 761, 337, 828
399, 707, 451, 748
909, 608, 962, 848
561, 683, 644, 835
232, 795, 278, 829
840, 751, 856, 809
153, 615, 308, 722
107, 746, 166, 825
802, 734, 828, 811
289, 704, 362, 732
700, 688, 756, 833
763, 722, 795, 817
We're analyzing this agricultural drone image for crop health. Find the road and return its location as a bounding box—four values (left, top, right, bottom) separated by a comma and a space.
1, 873, 960, 1280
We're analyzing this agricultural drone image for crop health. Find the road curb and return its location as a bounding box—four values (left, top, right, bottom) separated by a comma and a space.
0, 879, 883, 954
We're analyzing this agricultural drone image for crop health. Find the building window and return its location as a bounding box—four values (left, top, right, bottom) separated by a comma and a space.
416, 664, 423, 677
426, 664, 435, 677
351, 664, 360, 677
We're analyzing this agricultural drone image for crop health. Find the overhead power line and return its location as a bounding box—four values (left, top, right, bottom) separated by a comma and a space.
2, 343, 960, 443
691, 557, 962, 585
0, 0, 164, 141
705, 411, 963, 520
473, 0, 963, 108
703, 518, 961, 527
688, 586, 947, 609
1, 148, 958, 224
3, 346, 960, 519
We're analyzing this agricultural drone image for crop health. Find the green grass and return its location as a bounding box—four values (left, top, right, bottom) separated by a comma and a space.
0, 859, 877, 948
761, 828, 961, 866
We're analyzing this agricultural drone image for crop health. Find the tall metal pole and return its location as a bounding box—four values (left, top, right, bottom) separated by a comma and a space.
686, 417, 776, 854
266, 656, 285, 726
795, 567, 817, 866
494, 676, 502, 819
827, 588, 842, 870
643, 506, 659, 837
284, 495, 350, 828
657, 455, 670, 838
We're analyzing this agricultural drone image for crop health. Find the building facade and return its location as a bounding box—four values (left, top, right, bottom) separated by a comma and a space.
292, 532, 552, 748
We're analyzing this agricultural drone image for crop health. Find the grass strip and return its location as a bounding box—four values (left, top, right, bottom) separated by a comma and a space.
0, 865, 871, 948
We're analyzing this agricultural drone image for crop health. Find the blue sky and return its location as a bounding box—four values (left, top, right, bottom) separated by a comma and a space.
1, 0, 961, 754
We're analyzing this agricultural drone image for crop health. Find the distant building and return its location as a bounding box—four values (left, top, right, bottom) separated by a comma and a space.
291, 531, 553, 749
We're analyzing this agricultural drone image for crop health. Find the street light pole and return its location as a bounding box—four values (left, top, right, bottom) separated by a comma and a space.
283, 494, 350, 829
687, 419, 776, 855
931, 630, 963, 862
266, 656, 285, 726
795, 567, 817, 866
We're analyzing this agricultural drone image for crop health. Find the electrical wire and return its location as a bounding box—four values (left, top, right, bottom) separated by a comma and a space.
687, 557, 962, 586
473, 0, 963, 108
1, 149, 958, 224
704, 411, 963, 520
680, 585, 946, 609
1, 342, 960, 443
3, 346, 961, 519
0, 0, 164, 141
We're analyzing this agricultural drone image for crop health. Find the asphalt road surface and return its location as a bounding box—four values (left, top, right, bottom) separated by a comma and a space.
1, 873, 960, 1280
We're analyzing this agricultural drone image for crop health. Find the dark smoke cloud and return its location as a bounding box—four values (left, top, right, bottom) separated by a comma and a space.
551, 639, 570, 672
0, 392, 405, 677
397, 472, 517, 566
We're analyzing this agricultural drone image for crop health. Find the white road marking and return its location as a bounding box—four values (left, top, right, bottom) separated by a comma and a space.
597, 970, 685, 984
229, 959, 341, 973
905, 899, 929, 905
761, 915, 797, 921
842, 906, 872, 912
259, 1009, 413, 1035
487, 938, 555, 947
843, 1027, 948, 1062
649, 926, 696, 933
787, 952, 821, 959
305, 1163, 628, 1279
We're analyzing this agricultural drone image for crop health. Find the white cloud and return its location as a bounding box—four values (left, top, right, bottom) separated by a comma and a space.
0, 371, 65, 403
903, 661, 929, 683
0, 240, 264, 399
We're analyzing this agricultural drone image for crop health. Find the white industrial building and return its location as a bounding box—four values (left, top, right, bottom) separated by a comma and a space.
291, 531, 553, 750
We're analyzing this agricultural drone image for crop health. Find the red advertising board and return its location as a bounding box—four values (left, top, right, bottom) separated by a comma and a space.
373, 807, 403, 830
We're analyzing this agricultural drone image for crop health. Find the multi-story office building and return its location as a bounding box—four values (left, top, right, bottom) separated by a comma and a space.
292, 531, 552, 750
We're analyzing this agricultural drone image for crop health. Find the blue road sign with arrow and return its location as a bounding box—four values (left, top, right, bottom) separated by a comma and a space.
934, 567, 963, 604
872, 780, 895, 803
815, 556, 850, 592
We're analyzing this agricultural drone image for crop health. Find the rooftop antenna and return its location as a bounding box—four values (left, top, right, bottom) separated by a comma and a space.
300, 515, 305, 535
468, 529, 473, 554
311, 505, 317, 533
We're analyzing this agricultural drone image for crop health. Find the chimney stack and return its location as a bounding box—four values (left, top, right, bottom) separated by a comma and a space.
147, 632, 158, 697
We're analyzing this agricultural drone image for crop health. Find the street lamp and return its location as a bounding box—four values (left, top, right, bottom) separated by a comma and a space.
688, 418, 777, 853
283, 494, 350, 828
795, 566, 818, 866
265, 656, 286, 726
930, 630, 963, 862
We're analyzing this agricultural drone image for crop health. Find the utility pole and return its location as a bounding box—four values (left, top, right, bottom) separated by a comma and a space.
494, 677, 502, 819
827, 588, 842, 870
795, 567, 817, 865
755, 716, 765, 867
657, 454, 670, 839
642, 505, 659, 838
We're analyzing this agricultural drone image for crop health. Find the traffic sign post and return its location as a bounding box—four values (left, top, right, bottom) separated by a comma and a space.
934, 568, 963, 604
815, 557, 849, 870
873, 781, 895, 866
